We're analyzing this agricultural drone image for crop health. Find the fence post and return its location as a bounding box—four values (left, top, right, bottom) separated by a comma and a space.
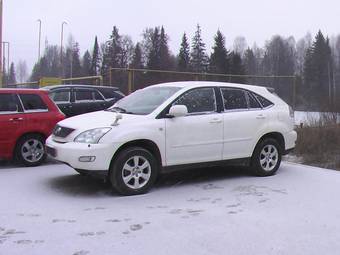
128, 69, 133, 94
293, 76, 297, 110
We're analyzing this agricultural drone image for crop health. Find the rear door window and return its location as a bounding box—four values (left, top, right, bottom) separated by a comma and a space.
0, 94, 20, 113
75, 89, 93, 101
19, 94, 48, 111
247, 92, 262, 109
49, 89, 70, 103
221, 88, 248, 110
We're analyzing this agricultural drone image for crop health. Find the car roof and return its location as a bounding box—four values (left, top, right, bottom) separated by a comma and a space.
0, 88, 48, 94
41, 84, 119, 90
149, 81, 270, 94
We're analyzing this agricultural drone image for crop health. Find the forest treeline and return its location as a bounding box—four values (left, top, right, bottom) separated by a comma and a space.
8, 25, 340, 111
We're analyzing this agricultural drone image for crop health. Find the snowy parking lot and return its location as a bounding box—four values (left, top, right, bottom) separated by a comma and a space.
1, 161, 340, 255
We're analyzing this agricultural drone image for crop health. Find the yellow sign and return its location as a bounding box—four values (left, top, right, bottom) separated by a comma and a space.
39, 77, 62, 87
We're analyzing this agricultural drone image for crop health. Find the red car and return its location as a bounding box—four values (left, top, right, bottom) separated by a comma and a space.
0, 89, 65, 166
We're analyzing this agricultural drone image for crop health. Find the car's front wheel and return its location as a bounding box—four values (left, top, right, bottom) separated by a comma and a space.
109, 147, 159, 195
15, 134, 47, 167
251, 138, 282, 176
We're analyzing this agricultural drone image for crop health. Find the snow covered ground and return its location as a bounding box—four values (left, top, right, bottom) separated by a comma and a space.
1, 161, 340, 255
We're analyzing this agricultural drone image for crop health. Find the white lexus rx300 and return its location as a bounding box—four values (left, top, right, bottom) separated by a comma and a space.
46, 81, 297, 195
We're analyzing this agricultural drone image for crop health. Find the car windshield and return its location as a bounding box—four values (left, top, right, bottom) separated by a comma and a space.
106, 86, 182, 115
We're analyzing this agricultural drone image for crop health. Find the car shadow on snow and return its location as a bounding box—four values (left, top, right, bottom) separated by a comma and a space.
47, 174, 113, 197
46, 166, 252, 197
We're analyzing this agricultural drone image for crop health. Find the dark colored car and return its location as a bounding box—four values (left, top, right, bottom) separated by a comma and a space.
42, 85, 125, 117
0, 89, 65, 166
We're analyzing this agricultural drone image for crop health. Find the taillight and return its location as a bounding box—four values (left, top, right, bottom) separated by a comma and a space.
289, 106, 294, 118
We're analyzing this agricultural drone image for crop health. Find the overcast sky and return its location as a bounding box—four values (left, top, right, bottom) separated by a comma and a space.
5, 0, 340, 72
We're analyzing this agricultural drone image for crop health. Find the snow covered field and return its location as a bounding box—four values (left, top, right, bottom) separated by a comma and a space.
1, 161, 340, 255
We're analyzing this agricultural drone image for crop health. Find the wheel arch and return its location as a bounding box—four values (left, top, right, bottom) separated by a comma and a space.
109, 139, 162, 175
13, 132, 47, 157
253, 132, 285, 155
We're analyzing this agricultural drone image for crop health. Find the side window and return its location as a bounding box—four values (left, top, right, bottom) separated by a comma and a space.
93, 90, 104, 101
247, 92, 261, 109
19, 94, 48, 111
173, 88, 216, 114
253, 93, 273, 108
75, 89, 93, 101
221, 88, 248, 110
49, 90, 70, 102
0, 94, 19, 113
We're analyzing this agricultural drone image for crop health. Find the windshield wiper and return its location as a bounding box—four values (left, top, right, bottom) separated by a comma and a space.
105, 107, 134, 114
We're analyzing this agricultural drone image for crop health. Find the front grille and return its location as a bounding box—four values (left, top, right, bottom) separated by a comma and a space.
53, 125, 75, 138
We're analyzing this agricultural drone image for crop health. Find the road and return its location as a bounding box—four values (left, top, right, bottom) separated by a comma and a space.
0, 161, 340, 255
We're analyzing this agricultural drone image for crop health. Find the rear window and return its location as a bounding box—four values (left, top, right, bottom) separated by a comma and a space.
99, 88, 124, 100
19, 94, 48, 111
0, 94, 20, 113
253, 93, 274, 108
221, 88, 248, 110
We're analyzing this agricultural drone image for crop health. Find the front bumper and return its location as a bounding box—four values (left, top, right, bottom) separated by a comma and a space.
46, 136, 119, 171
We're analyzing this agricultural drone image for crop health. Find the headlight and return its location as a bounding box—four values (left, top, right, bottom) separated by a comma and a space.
74, 128, 111, 144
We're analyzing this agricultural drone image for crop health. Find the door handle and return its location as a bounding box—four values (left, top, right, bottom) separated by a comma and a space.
256, 114, 266, 119
209, 118, 222, 124
9, 117, 24, 121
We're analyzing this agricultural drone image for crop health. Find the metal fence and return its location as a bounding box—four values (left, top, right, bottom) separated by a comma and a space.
107, 68, 297, 108
6, 69, 297, 109
7, 75, 103, 88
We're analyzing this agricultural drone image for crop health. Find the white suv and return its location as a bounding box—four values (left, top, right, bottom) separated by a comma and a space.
46, 82, 297, 195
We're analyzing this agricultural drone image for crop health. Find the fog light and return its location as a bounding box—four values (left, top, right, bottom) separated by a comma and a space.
79, 156, 96, 162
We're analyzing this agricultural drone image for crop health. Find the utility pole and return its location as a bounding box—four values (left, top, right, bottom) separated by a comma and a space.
60, 21, 67, 77
2, 41, 9, 86
0, 0, 3, 88
37, 19, 41, 61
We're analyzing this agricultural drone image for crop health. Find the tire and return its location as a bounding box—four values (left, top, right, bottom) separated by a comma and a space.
74, 169, 87, 176
15, 134, 47, 167
250, 138, 282, 176
109, 147, 159, 196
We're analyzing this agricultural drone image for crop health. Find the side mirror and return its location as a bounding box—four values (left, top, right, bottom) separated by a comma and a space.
168, 105, 188, 118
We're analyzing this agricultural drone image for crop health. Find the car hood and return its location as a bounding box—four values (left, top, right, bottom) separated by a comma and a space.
58, 110, 146, 130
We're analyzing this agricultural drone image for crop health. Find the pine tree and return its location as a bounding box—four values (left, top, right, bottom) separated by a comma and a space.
303, 30, 333, 109
209, 30, 229, 74
71, 43, 82, 78
82, 50, 92, 77
159, 26, 172, 70
177, 33, 190, 71
190, 24, 208, 72
8, 62, 16, 84
229, 52, 245, 83
147, 27, 161, 70
90, 36, 100, 76
131, 43, 143, 69
244, 48, 256, 75
101, 26, 123, 79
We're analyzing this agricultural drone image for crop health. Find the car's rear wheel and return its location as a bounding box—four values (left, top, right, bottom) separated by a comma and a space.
109, 147, 158, 196
251, 138, 282, 176
15, 134, 47, 167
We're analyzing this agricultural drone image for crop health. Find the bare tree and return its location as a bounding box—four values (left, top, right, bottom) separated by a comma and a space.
16, 60, 28, 83
233, 36, 247, 57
